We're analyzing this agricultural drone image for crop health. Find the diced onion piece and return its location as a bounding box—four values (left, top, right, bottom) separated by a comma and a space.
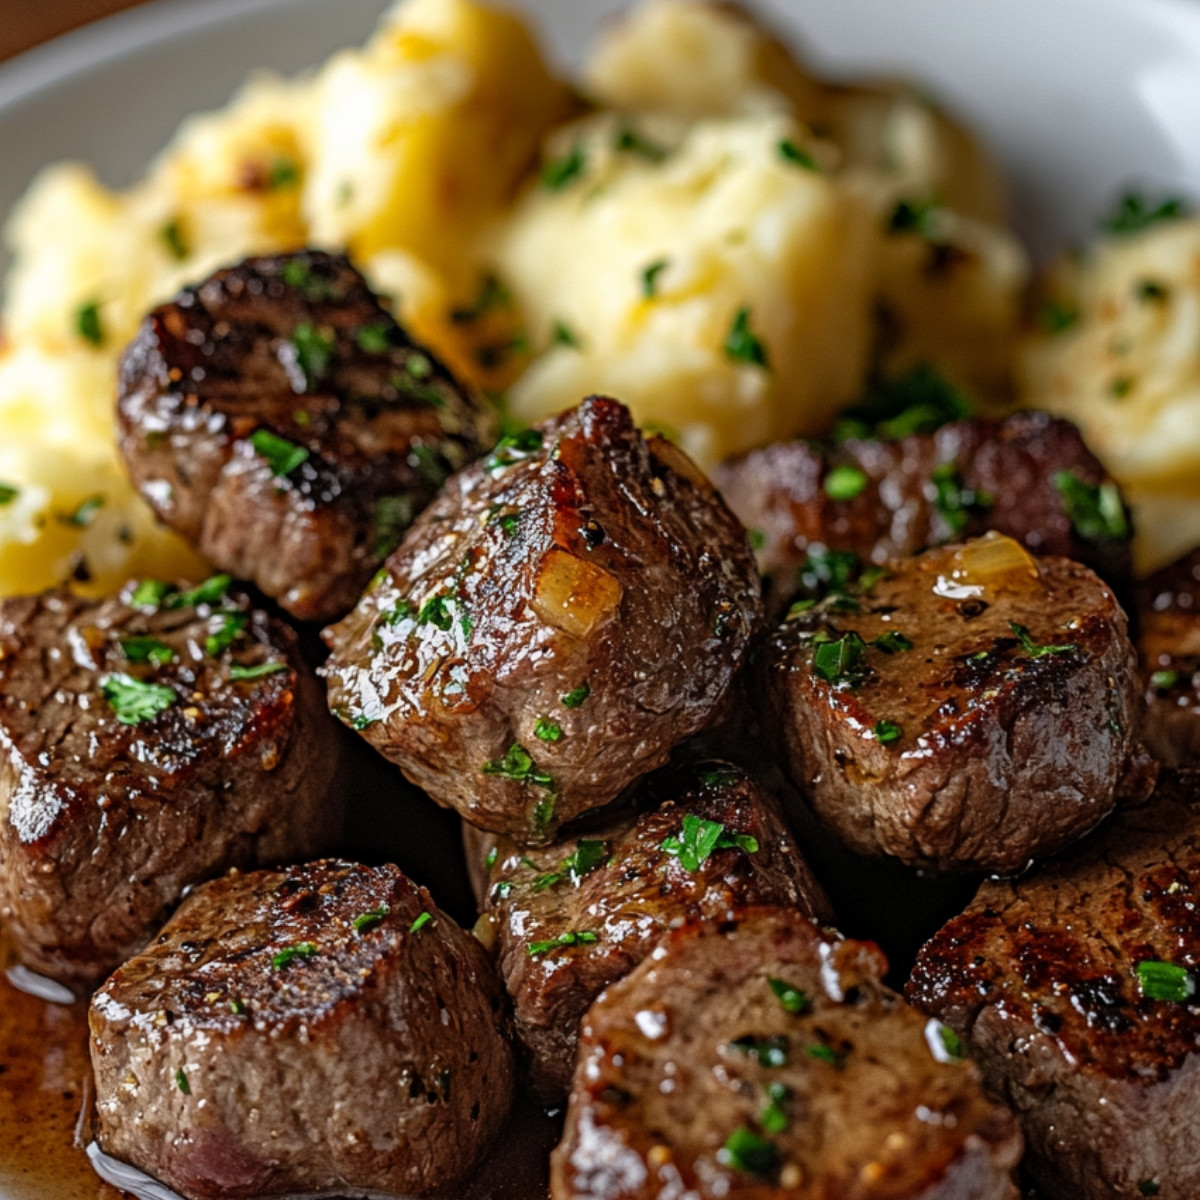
531, 547, 623, 637
647, 434, 711, 493
954, 531, 1040, 583
472, 911, 499, 953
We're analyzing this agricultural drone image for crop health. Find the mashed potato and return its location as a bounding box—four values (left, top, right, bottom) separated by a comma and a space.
1019, 207, 1200, 571
0, 0, 1028, 600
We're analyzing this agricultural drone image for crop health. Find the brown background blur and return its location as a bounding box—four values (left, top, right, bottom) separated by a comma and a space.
2, 0, 151, 63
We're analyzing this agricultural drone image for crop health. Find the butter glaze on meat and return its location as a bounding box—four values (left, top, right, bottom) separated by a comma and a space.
324, 396, 762, 843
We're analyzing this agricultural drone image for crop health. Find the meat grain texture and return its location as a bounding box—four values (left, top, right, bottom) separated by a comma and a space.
714, 412, 1133, 614
0, 579, 340, 992
758, 536, 1147, 873
325, 396, 762, 842
909, 790, 1200, 1200
553, 906, 1021, 1200
117, 250, 494, 621
465, 760, 831, 1099
90, 859, 515, 1200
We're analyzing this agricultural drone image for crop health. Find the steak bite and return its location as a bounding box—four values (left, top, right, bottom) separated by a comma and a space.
0, 578, 340, 993
908, 790, 1200, 1200
1137, 548, 1200, 770
466, 760, 831, 1099
324, 396, 762, 843
90, 859, 515, 1200
713, 412, 1133, 614
758, 534, 1146, 874
117, 249, 494, 622
553, 907, 1021, 1200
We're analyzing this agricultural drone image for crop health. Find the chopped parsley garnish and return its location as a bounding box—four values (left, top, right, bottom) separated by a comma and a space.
131, 579, 172, 609
824, 464, 868, 501
489, 509, 521, 536
166, 574, 231, 610
229, 998, 246, 1016
872, 720, 904, 745
613, 125, 666, 161
349, 714, 378, 730
930, 462, 992, 535
374, 494, 415, 559
778, 139, 817, 170
410, 912, 432, 933
290, 322, 335, 392
451, 274, 511, 324
251, 429, 309, 477
102, 674, 177, 725
1054, 471, 1129, 540
640, 258, 669, 299
1102, 191, 1190, 237
160, 219, 189, 260
527, 930, 599, 956
353, 905, 389, 933
561, 683, 590, 708
768, 977, 810, 1015
1136, 959, 1195, 1002
1040, 298, 1080, 335
760, 1082, 790, 1134
205, 611, 247, 657
698, 765, 740, 788
807, 1043, 845, 1066
541, 144, 586, 190
729, 1034, 789, 1067
120, 636, 174, 667
229, 660, 287, 681
551, 320, 582, 349
747, 528, 766, 551
833, 364, 972, 441
271, 942, 317, 970
724, 306, 769, 368
418, 595, 453, 631
811, 630, 868, 687
486, 428, 543, 471
1110, 375, 1135, 399
76, 301, 104, 346
661, 815, 759, 872
937, 1025, 966, 1061
266, 158, 300, 190
174, 1068, 190, 1095
533, 839, 608, 891
534, 717, 564, 742
482, 743, 554, 789
1139, 1181, 1162, 1196
1138, 280, 1169, 303
484, 846, 499, 870
354, 322, 393, 354
718, 1127, 780, 1177
872, 631, 914, 654
0, 483, 17, 506
1009, 622, 1080, 659
889, 196, 938, 237
1151, 669, 1182, 691
63, 494, 105, 527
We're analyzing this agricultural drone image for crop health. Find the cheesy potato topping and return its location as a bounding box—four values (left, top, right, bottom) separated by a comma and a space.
0, 0, 1030, 598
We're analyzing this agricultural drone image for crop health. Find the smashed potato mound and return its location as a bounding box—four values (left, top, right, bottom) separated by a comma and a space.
0, 0, 1028, 599
1019, 209, 1200, 571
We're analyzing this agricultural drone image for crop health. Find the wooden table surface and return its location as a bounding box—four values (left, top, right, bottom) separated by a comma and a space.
1, 0, 152, 64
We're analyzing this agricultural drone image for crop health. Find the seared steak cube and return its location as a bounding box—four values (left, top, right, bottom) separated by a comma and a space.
90, 859, 515, 1200
466, 761, 831, 1099
1137, 548, 1200, 770
909, 790, 1200, 1200
714, 412, 1133, 614
117, 250, 494, 621
758, 534, 1146, 873
324, 397, 762, 843
0, 579, 340, 992
553, 907, 1021, 1200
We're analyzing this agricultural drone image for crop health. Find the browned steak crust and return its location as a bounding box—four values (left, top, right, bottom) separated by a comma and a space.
908, 791, 1200, 1200
553, 907, 1021, 1200
713, 412, 1132, 614
117, 250, 495, 621
465, 761, 831, 1099
324, 396, 762, 843
758, 537, 1145, 873
0, 579, 340, 992
90, 859, 515, 1200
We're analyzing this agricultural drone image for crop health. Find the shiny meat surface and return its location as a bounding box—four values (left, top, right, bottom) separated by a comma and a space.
90, 859, 515, 1200
553, 907, 1021, 1200
713, 412, 1133, 615
117, 250, 495, 621
758, 537, 1147, 873
908, 790, 1200, 1200
0, 580, 341, 992
465, 760, 831, 1099
324, 396, 762, 842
